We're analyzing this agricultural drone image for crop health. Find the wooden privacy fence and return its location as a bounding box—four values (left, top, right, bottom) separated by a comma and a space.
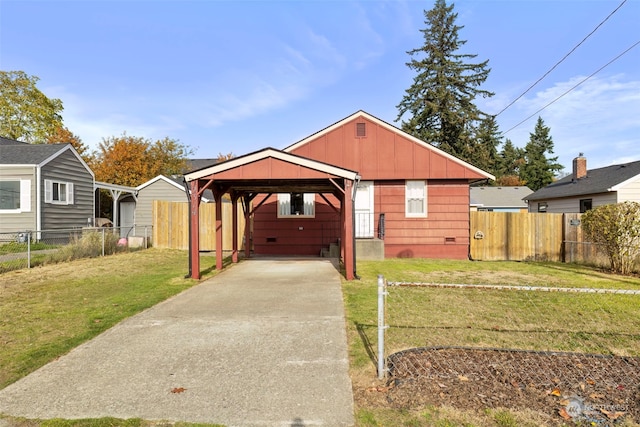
470, 211, 604, 264
153, 200, 246, 251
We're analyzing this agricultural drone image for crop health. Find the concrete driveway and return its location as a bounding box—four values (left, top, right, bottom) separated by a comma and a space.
0, 258, 354, 427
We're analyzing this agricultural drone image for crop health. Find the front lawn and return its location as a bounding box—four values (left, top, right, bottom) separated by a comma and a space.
345, 259, 640, 426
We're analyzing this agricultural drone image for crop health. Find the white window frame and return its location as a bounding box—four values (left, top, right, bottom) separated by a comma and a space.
44, 179, 74, 205
0, 179, 31, 213
277, 193, 315, 218
405, 180, 427, 218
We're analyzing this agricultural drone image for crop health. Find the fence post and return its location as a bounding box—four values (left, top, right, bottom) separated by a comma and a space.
378, 274, 387, 379
27, 231, 31, 269
101, 228, 105, 257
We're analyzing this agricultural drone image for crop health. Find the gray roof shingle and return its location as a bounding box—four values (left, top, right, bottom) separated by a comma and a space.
0, 137, 69, 165
526, 160, 640, 201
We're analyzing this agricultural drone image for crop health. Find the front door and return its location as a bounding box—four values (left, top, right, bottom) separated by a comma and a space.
354, 181, 374, 238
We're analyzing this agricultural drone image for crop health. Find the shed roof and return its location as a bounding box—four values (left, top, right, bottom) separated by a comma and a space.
470, 186, 533, 208
526, 160, 640, 201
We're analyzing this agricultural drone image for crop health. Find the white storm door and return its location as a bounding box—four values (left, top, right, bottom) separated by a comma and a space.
354, 181, 374, 238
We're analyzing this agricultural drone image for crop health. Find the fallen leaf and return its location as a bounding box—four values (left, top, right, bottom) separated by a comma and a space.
600, 409, 625, 420
586, 378, 595, 385
559, 399, 570, 406
458, 375, 469, 382
589, 393, 604, 399
549, 388, 562, 396
617, 384, 625, 390
171, 387, 186, 394
558, 407, 572, 420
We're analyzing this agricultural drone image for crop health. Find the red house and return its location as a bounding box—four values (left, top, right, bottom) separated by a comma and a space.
184, 111, 494, 280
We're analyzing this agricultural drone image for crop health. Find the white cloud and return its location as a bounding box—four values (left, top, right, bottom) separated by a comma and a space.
496, 74, 640, 170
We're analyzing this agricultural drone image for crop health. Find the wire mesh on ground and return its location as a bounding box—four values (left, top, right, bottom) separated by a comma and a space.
0, 227, 152, 273
379, 280, 640, 423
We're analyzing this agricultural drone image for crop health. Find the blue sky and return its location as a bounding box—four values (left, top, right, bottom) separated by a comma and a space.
1, 0, 638, 174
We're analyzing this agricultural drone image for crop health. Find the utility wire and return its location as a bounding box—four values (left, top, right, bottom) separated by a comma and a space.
493, 0, 627, 118
503, 40, 640, 135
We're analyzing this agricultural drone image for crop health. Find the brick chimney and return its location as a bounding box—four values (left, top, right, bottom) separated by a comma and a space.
573, 153, 587, 180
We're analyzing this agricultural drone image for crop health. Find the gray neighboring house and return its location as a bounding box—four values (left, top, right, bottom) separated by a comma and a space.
526, 154, 640, 213
119, 168, 216, 237
470, 186, 533, 212
0, 137, 94, 237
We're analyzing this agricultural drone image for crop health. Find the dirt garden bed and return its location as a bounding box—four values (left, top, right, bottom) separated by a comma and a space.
360, 347, 640, 425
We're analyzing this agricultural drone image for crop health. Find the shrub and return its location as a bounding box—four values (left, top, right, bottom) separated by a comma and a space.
582, 201, 640, 275
47, 231, 122, 263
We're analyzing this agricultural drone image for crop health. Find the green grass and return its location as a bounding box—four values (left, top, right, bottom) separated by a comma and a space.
346, 259, 640, 426
0, 241, 58, 255
0, 249, 219, 389
3, 255, 640, 426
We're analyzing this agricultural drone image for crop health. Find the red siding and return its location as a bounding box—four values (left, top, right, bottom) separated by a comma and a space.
252, 194, 341, 256
374, 180, 470, 260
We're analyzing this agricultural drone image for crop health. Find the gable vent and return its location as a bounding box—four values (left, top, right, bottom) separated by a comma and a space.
356, 122, 366, 138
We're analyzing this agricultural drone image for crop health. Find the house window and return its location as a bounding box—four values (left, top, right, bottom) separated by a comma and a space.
277, 193, 315, 218
44, 179, 74, 205
580, 199, 592, 213
537, 202, 548, 213
405, 180, 427, 217
0, 180, 31, 212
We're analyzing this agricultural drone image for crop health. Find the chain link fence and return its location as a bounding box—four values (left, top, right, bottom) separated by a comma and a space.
0, 226, 152, 273
377, 276, 640, 424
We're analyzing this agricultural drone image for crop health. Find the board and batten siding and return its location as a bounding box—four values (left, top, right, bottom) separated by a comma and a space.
0, 165, 37, 233
40, 149, 94, 230
135, 179, 187, 228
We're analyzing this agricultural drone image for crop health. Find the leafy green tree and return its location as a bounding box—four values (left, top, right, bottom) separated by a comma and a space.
396, 0, 494, 163
519, 117, 563, 191
496, 139, 526, 186
0, 71, 63, 143
582, 201, 640, 275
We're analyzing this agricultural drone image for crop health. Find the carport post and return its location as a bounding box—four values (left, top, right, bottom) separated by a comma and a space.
188, 180, 202, 279
214, 190, 224, 271
231, 192, 239, 263
343, 180, 355, 280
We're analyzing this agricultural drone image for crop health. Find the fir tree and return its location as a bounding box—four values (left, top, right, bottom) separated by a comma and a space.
396, 0, 494, 164
469, 115, 501, 180
520, 117, 563, 191
496, 139, 525, 186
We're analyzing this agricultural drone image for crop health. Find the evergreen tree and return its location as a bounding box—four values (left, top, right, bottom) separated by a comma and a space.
469, 115, 501, 180
520, 117, 563, 191
396, 0, 494, 163
496, 139, 525, 186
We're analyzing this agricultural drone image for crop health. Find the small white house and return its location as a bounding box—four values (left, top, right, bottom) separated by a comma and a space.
526, 154, 640, 213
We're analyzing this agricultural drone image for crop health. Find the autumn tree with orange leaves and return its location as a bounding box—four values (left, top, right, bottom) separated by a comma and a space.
46, 125, 91, 161
90, 134, 192, 186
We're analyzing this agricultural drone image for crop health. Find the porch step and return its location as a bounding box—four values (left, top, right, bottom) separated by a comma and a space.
321, 242, 340, 258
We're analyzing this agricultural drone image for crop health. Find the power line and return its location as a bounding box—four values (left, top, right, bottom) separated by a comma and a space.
503, 40, 640, 135
493, 0, 627, 118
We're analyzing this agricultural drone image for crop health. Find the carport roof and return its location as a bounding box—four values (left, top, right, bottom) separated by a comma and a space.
183, 147, 360, 194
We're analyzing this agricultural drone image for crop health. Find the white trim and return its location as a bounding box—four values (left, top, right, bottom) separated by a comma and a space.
609, 173, 640, 191
0, 178, 31, 213
184, 148, 359, 182
44, 179, 74, 205
405, 180, 427, 218
136, 175, 185, 191
277, 193, 316, 218
284, 110, 496, 181
39, 144, 95, 178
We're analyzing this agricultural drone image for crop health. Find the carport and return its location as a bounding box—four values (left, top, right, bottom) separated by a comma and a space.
182, 148, 360, 280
